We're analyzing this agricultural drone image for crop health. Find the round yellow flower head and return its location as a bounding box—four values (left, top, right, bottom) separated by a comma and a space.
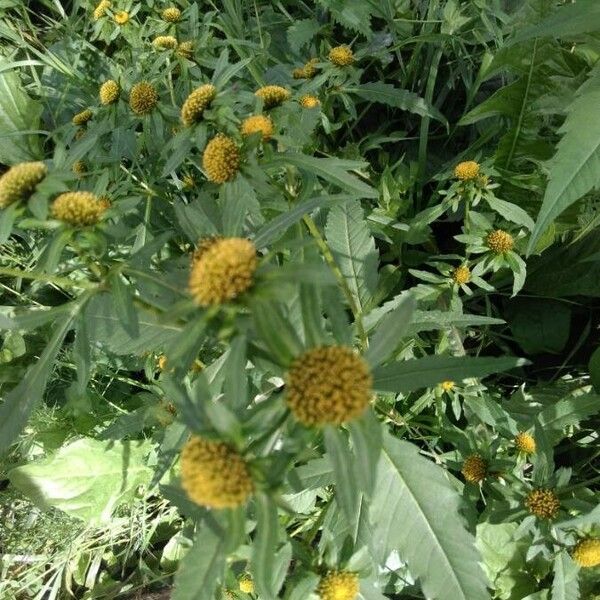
181, 84, 217, 126
486, 229, 514, 254
514, 431, 536, 454
0, 162, 48, 208
255, 85, 291, 108
113, 10, 129, 25
572, 539, 600, 568
239, 575, 254, 594
525, 489, 560, 519
152, 35, 178, 50
202, 135, 240, 183
177, 41, 194, 60
99, 80, 120, 105
93, 0, 111, 20
286, 346, 372, 426
240, 115, 273, 141
162, 6, 181, 22
300, 95, 320, 109
129, 81, 159, 115
317, 571, 360, 600
189, 237, 257, 306
72, 109, 93, 126
157, 355, 169, 371
72, 160, 87, 175
441, 380, 455, 392
329, 45, 354, 66
454, 160, 480, 181
180, 436, 254, 509
293, 58, 318, 79
461, 454, 487, 484
451, 265, 471, 285
51, 191, 107, 226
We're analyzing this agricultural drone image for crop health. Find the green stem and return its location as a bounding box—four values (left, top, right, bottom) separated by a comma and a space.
0, 267, 96, 290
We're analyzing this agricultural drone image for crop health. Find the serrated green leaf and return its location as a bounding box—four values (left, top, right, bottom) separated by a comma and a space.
551, 551, 580, 600
287, 19, 320, 53
317, 0, 374, 36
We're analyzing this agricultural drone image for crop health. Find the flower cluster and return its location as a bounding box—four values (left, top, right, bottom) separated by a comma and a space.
93, 0, 110, 20
202, 135, 240, 183
300, 95, 320, 109
152, 35, 178, 50
293, 58, 318, 79
0, 162, 48, 208
162, 7, 181, 22
486, 229, 514, 254
451, 265, 471, 285
238, 576, 254, 594
50, 191, 107, 226
72, 109, 93, 126
240, 114, 273, 141
255, 85, 291, 108
329, 45, 354, 66
572, 539, 600, 568
181, 84, 217, 126
99, 80, 120, 105
461, 454, 487, 483
454, 160, 480, 181
317, 571, 359, 600
129, 81, 159, 115
514, 431, 536, 454
525, 489, 560, 519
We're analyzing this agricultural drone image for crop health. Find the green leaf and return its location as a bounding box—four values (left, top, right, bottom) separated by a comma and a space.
528, 68, 600, 253
326, 199, 379, 313
9, 438, 151, 524
538, 392, 600, 440
370, 433, 490, 600
287, 19, 321, 53
486, 196, 535, 231
551, 551, 580, 600
252, 493, 280, 600
345, 82, 447, 125
372, 355, 527, 393
589, 347, 600, 393
348, 410, 382, 499
316, 0, 374, 36
110, 273, 139, 338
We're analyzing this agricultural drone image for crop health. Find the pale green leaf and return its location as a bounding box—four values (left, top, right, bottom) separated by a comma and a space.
551, 551, 580, 600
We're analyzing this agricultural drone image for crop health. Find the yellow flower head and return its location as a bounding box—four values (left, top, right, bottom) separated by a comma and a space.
51, 191, 107, 226
572, 539, 600, 568
162, 6, 181, 22
454, 160, 480, 181
461, 454, 487, 484
181, 84, 217, 126
486, 229, 514, 254
255, 85, 291, 108
239, 575, 254, 594
0, 161, 48, 208
93, 0, 111, 20
293, 58, 318, 79
202, 135, 240, 183
113, 10, 129, 25
152, 35, 178, 50
300, 95, 320, 109
514, 431, 536, 454
286, 346, 372, 426
72, 109, 93, 126
129, 81, 159, 115
72, 160, 87, 176
99, 80, 120, 105
240, 115, 273, 141
189, 237, 257, 306
441, 380, 455, 392
317, 571, 360, 600
451, 265, 471, 285
180, 436, 254, 509
177, 41, 194, 60
525, 489, 560, 520
329, 45, 354, 66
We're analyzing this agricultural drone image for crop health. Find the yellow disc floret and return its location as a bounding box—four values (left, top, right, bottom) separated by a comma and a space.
486, 229, 514, 254
72, 109, 93, 126
525, 489, 560, 519
293, 58, 318, 79
99, 80, 120, 105
129, 81, 159, 115
329, 45, 354, 66
286, 346, 372, 426
189, 237, 257, 306
451, 265, 471, 285
441, 380, 455, 392
152, 35, 178, 50
202, 135, 240, 183
239, 576, 254, 594
51, 191, 107, 226
181, 84, 217, 126
317, 571, 360, 600
461, 454, 487, 484
177, 41, 194, 59
572, 539, 600, 568
454, 160, 480, 181
72, 160, 87, 175
113, 10, 129, 25
514, 431, 536, 454
93, 0, 110, 20
300, 95, 320, 109
180, 436, 254, 509
162, 6, 181, 22
240, 115, 273, 141
0, 162, 48, 208
255, 85, 291, 108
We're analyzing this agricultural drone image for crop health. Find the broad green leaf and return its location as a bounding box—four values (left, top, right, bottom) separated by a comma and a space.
589, 347, 600, 393
316, 0, 374, 36
370, 434, 490, 600
538, 392, 600, 440
252, 493, 280, 600
486, 196, 535, 231
551, 551, 580, 600
110, 273, 139, 338
528, 68, 600, 253
326, 199, 379, 313
345, 82, 447, 125
348, 410, 382, 499
287, 18, 321, 53
372, 355, 527, 393
224, 335, 248, 411
9, 438, 151, 524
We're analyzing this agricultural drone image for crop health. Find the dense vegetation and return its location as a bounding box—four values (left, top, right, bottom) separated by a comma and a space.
0, 1, 599, 599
